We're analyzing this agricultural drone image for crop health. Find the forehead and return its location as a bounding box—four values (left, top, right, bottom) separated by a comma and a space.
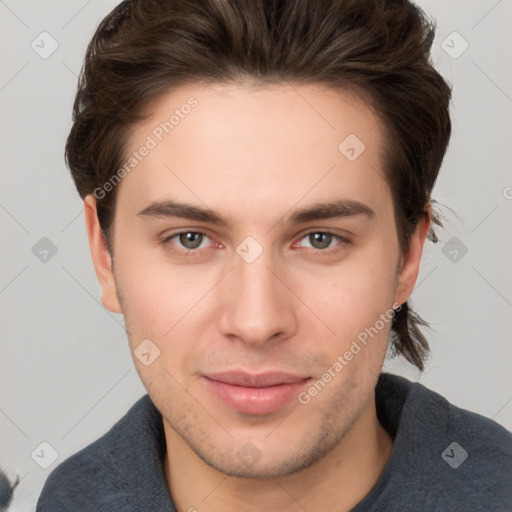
118, 81, 391, 221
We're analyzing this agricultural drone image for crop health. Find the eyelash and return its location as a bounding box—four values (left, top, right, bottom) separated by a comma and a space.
160, 230, 351, 257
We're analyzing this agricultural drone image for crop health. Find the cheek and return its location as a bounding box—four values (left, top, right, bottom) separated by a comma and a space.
299, 243, 398, 339
116, 269, 199, 390
118, 271, 206, 341
113, 247, 220, 371
114, 233, 202, 328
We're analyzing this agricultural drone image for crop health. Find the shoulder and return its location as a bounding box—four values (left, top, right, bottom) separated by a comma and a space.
408, 375, 512, 458
437, 385, 512, 507
36, 395, 167, 512
386, 374, 512, 511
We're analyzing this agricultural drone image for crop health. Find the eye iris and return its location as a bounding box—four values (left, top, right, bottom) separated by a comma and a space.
310, 232, 332, 249
179, 232, 203, 249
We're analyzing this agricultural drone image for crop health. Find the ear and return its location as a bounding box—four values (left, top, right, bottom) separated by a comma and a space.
84, 195, 122, 314
393, 204, 432, 306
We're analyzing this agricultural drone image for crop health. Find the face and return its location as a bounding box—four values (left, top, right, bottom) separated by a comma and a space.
85, 82, 427, 478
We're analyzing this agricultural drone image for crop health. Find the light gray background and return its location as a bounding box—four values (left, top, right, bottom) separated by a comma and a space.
1, 1, 511, 510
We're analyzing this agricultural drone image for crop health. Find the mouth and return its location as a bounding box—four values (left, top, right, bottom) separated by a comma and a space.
202, 371, 312, 415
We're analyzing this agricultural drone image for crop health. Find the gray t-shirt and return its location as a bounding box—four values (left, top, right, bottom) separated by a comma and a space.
36, 373, 512, 511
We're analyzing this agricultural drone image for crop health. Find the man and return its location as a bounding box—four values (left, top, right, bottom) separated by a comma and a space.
37, 0, 512, 510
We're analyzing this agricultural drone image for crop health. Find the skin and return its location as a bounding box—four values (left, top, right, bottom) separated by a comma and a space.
84, 82, 430, 511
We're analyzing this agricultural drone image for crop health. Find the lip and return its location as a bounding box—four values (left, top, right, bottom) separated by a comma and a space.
202, 371, 312, 415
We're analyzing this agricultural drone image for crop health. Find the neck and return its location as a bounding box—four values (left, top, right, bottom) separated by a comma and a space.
163, 396, 393, 512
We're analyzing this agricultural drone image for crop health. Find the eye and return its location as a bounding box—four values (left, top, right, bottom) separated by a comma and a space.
294, 231, 350, 253
160, 230, 350, 257
161, 231, 214, 252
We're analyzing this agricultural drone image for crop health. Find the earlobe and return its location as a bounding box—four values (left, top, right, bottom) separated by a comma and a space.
84, 195, 122, 314
393, 205, 432, 307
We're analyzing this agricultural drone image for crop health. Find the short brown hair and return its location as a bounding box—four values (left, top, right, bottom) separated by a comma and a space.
65, 0, 452, 371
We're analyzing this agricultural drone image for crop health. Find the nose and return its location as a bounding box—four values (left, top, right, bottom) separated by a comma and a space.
218, 246, 297, 347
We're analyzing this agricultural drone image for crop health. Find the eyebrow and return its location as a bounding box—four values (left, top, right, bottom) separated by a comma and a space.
137, 198, 375, 228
